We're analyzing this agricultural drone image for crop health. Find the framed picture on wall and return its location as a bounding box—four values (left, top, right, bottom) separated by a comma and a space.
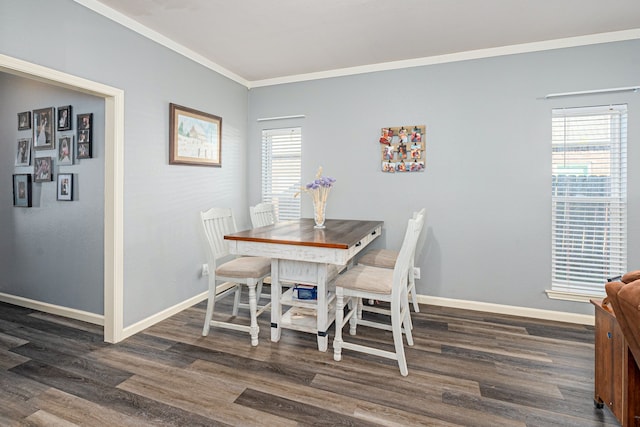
169, 103, 221, 167
58, 135, 74, 165
33, 107, 55, 150
34, 156, 53, 182
18, 111, 31, 130
13, 174, 32, 207
379, 125, 426, 173
57, 173, 73, 201
77, 142, 91, 159
77, 113, 92, 142
57, 105, 72, 131
15, 138, 32, 166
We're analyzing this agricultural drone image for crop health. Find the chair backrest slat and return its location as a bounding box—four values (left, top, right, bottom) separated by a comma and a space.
201, 207, 238, 266
250, 202, 277, 228
412, 208, 427, 261
393, 213, 425, 294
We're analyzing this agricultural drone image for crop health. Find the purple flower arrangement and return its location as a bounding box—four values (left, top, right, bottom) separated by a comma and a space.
297, 167, 335, 228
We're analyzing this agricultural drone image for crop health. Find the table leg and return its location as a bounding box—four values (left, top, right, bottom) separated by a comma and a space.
316, 263, 328, 352
270, 258, 282, 342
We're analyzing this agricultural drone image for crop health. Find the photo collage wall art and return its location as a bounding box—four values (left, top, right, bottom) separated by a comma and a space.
379, 125, 426, 173
13, 105, 94, 206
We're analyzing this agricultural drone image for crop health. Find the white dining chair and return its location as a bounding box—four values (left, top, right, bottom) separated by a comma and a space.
333, 212, 424, 376
250, 202, 277, 228
201, 207, 271, 346
249, 202, 279, 292
357, 208, 426, 313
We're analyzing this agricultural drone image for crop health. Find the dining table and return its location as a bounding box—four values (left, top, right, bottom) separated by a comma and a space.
224, 218, 383, 351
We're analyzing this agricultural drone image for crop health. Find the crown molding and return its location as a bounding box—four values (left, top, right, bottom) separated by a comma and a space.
73, 0, 249, 87
250, 29, 640, 88
73, 1, 640, 89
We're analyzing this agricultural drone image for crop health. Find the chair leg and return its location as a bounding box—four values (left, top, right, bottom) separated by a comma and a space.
256, 280, 264, 305
356, 297, 363, 319
401, 292, 414, 347
349, 298, 359, 335
232, 285, 241, 316
403, 286, 414, 331
247, 279, 260, 346
202, 278, 217, 336
408, 274, 420, 313
333, 289, 345, 361
391, 299, 409, 376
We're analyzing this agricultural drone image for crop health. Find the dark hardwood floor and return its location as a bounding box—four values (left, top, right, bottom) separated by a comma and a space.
0, 293, 619, 426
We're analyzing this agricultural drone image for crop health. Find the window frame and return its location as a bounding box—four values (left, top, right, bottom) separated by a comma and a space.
260, 127, 302, 221
548, 104, 627, 302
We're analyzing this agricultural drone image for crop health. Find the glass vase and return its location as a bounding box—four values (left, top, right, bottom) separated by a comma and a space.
313, 200, 326, 229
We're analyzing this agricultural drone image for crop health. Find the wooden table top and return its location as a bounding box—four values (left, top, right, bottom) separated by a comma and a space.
224, 218, 383, 250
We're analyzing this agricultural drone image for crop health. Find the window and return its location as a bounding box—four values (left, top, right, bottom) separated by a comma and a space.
551, 105, 627, 297
261, 127, 302, 220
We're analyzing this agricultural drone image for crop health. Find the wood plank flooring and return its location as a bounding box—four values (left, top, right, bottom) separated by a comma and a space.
0, 294, 619, 426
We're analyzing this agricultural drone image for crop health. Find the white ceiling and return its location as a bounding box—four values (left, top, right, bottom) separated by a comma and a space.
84, 0, 640, 85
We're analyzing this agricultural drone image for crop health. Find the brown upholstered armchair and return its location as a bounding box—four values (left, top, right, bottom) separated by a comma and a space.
605, 270, 640, 367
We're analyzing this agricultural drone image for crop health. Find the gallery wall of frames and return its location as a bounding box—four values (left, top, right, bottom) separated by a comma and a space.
12, 105, 94, 207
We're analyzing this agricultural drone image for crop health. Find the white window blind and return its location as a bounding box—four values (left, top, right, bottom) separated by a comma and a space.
261, 127, 301, 220
551, 105, 627, 295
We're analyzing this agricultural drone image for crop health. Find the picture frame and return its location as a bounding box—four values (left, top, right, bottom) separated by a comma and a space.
15, 138, 32, 166
34, 156, 53, 182
18, 111, 31, 130
379, 125, 426, 173
13, 174, 32, 207
77, 142, 92, 159
57, 173, 73, 201
57, 105, 72, 131
77, 113, 92, 143
58, 135, 74, 165
33, 107, 55, 150
76, 112, 93, 159
169, 103, 221, 167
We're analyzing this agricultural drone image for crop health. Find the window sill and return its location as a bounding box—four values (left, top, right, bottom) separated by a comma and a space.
545, 289, 605, 303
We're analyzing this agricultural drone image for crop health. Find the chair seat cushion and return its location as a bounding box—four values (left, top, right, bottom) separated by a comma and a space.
328, 263, 346, 281
358, 249, 397, 269
216, 256, 271, 279
335, 264, 393, 295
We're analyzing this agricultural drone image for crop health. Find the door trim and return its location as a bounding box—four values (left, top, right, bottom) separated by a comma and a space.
0, 53, 124, 343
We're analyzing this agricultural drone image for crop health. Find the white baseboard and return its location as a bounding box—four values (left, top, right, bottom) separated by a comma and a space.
0, 292, 104, 325
417, 295, 594, 326
0, 289, 594, 344
121, 291, 208, 340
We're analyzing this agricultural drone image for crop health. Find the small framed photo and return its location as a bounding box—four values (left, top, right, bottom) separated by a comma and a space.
78, 129, 91, 143
57, 173, 73, 201
169, 103, 221, 167
34, 157, 53, 182
57, 105, 72, 131
77, 113, 92, 142
16, 138, 32, 166
58, 135, 74, 165
18, 111, 31, 130
77, 142, 92, 159
13, 174, 32, 207
33, 107, 55, 150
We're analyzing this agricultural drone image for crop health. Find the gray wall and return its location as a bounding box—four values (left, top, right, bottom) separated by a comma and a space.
0, 0, 249, 326
1, 0, 638, 325
248, 40, 640, 316
0, 74, 104, 313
